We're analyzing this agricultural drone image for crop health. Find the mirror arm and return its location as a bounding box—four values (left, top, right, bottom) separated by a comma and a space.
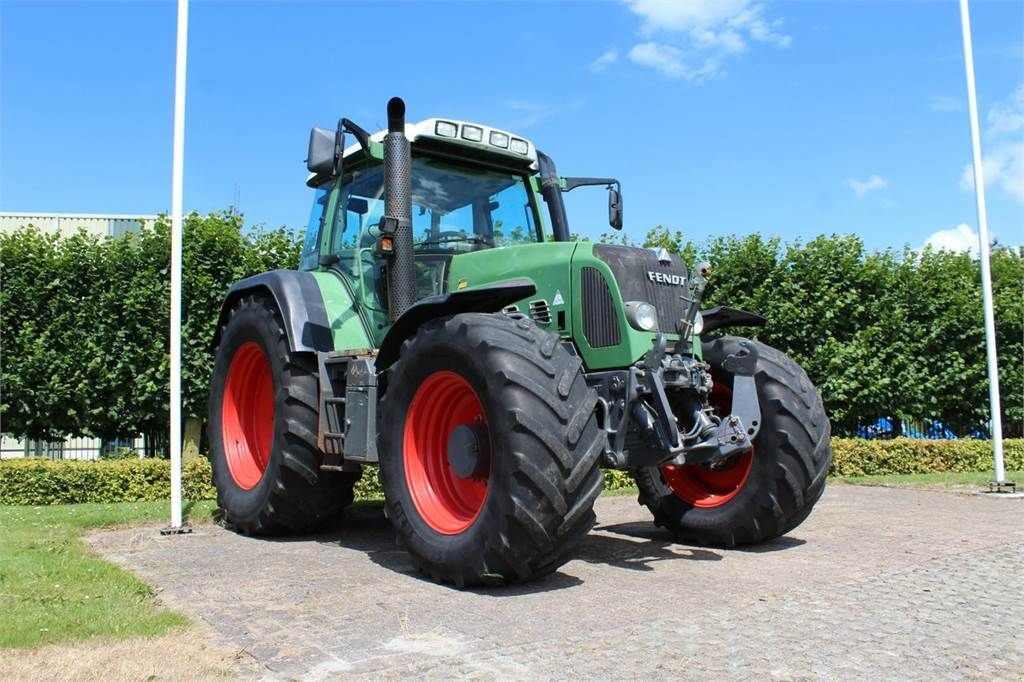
331, 119, 346, 176
562, 176, 619, 192
341, 118, 372, 155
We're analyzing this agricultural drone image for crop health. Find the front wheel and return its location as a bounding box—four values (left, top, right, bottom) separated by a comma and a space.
379, 313, 605, 587
633, 336, 831, 546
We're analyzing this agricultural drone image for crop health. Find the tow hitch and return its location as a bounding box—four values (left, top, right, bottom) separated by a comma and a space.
667, 341, 761, 467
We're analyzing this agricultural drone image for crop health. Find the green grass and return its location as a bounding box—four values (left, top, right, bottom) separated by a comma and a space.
602, 485, 640, 496
831, 470, 1022, 488
0, 500, 217, 648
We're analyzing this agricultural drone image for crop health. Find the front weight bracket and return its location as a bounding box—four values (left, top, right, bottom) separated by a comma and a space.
722, 341, 762, 442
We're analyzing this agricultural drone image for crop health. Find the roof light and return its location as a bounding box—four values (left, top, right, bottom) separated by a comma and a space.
489, 131, 509, 148
461, 125, 483, 142
435, 121, 458, 138
509, 138, 529, 155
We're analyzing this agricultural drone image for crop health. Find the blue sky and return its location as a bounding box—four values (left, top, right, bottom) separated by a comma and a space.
2, 0, 1022, 253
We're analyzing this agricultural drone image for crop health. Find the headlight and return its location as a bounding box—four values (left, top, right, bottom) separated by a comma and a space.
625, 301, 658, 332
693, 310, 704, 335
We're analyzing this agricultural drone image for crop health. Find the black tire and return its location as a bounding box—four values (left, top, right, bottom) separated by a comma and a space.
379, 313, 605, 587
208, 294, 360, 534
633, 335, 831, 546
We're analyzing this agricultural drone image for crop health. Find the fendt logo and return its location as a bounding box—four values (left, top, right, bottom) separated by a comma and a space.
647, 271, 686, 286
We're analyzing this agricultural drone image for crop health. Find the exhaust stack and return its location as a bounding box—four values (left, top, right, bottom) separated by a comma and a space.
383, 97, 415, 321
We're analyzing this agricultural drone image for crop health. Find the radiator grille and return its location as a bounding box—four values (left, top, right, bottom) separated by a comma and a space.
592, 244, 689, 334
581, 267, 621, 348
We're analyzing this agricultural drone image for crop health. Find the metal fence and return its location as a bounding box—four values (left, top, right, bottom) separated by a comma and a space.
0, 433, 167, 460
832, 417, 1002, 440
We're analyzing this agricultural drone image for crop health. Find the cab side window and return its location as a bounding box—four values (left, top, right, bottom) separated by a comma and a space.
300, 183, 331, 271
331, 166, 385, 254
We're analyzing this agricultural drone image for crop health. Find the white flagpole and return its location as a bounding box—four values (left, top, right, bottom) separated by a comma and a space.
169, 0, 189, 528
959, 0, 1005, 484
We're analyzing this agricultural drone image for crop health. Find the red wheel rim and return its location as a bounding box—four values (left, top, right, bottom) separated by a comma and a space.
403, 370, 490, 535
221, 342, 274, 490
660, 380, 754, 508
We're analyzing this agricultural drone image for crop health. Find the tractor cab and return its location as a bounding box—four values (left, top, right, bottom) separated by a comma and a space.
300, 116, 624, 342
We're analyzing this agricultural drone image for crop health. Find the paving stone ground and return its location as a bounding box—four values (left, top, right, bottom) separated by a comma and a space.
87, 485, 1023, 680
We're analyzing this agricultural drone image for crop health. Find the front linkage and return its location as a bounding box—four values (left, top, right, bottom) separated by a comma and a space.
588, 264, 762, 471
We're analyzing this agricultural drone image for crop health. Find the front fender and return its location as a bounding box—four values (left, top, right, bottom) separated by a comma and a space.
700, 305, 766, 335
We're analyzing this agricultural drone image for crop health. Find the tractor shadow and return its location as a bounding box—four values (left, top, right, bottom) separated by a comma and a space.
260, 503, 805, 591
592, 520, 807, 562
580, 521, 724, 571
290, 503, 807, 591
317, 503, 586, 594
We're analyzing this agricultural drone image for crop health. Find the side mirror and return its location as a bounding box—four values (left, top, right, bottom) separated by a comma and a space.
608, 186, 622, 230
307, 126, 340, 175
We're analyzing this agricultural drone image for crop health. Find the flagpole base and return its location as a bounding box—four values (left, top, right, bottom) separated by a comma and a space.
987, 480, 1016, 493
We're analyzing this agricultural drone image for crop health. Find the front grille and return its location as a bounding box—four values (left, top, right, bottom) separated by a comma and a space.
593, 244, 689, 334
581, 267, 621, 348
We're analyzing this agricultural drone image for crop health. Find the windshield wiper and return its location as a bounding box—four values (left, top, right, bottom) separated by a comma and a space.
415, 235, 494, 248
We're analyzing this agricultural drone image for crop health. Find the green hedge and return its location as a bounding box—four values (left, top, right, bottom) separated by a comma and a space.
1, 438, 1020, 506
830, 437, 1023, 476
0, 458, 215, 506
4, 221, 1021, 442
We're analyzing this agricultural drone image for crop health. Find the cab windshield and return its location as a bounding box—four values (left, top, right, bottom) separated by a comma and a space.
331, 156, 540, 256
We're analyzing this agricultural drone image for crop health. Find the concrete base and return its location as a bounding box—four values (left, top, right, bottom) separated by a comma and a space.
974, 491, 1024, 499
159, 525, 194, 536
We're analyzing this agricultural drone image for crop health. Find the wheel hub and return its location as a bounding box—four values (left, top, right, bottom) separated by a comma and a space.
447, 422, 490, 479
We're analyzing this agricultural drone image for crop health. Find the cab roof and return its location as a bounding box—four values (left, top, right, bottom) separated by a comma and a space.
307, 118, 537, 187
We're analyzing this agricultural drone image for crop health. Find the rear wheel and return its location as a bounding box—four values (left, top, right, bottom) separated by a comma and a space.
208, 295, 360, 534
633, 336, 831, 546
379, 313, 605, 586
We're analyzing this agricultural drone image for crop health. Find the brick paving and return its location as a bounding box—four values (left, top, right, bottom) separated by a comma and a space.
87, 485, 1023, 680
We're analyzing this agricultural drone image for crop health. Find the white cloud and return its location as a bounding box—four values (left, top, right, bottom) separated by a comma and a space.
959, 143, 1024, 201
846, 175, 887, 199
588, 49, 619, 72
987, 83, 1024, 135
922, 224, 979, 256
628, 43, 719, 81
622, 0, 789, 81
928, 95, 963, 112
626, 0, 790, 46
960, 84, 1024, 202
628, 42, 684, 78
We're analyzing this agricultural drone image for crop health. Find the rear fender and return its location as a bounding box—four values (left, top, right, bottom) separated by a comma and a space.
211, 270, 334, 353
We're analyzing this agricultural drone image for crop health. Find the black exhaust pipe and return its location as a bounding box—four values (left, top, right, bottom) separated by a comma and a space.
383, 97, 415, 321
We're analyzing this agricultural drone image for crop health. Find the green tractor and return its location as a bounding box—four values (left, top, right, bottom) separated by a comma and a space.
209, 97, 831, 586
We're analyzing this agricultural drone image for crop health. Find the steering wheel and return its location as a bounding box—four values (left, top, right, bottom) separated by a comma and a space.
433, 229, 467, 241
